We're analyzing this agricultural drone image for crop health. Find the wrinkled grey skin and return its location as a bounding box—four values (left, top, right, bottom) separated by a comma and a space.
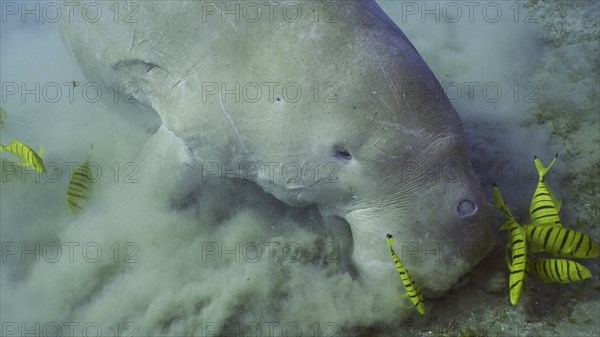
60, 0, 493, 294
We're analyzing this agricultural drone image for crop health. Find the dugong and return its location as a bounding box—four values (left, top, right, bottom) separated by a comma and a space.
60, 0, 493, 294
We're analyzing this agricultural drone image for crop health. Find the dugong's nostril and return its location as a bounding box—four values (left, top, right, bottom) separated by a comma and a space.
457, 199, 477, 218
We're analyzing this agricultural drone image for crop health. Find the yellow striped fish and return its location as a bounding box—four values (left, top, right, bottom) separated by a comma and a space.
525, 225, 599, 259
66, 159, 94, 213
0, 140, 45, 172
529, 155, 562, 226
386, 234, 425, 314
492, 184, 527, 305
529, 258, 591, 284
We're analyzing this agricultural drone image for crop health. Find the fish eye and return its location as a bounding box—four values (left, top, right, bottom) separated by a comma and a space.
333, 146, 352, 161
457, 199, 477, 218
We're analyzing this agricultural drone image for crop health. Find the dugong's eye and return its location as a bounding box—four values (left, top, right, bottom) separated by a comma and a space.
333, 146, 352, 162
457, 199, 477, 218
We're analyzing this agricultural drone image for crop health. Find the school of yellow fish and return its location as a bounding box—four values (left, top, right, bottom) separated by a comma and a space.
1, 107, 94, 214
492, 155, 598, 305
386, 155, 598, 315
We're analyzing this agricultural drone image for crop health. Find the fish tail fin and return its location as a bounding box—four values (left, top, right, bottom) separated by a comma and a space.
491, 183, 505, 210
534, 154, 557, 182
491, 183, 504, 208
38, 147, 44, 158
0, 143, 4, 151
491, 183, 515, 221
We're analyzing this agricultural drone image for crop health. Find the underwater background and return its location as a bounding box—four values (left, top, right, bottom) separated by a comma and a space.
1, 0, 598, 336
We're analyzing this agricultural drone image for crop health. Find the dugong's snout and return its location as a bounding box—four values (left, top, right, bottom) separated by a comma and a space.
342, 156, 493, 296
420, 192, 492, 295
